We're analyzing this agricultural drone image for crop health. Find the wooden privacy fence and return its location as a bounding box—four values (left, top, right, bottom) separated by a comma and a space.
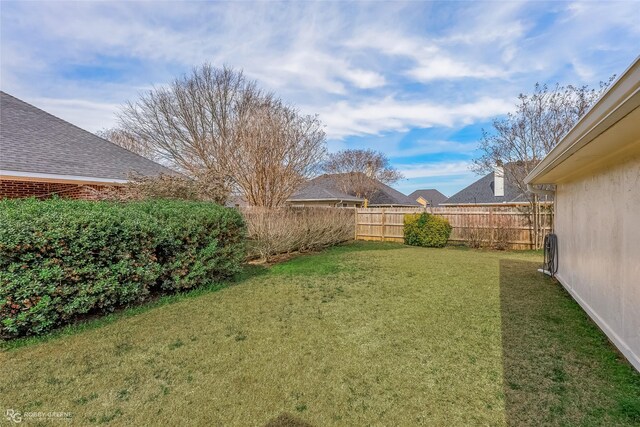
355, 205, 553, 249
355, 207, 423, 243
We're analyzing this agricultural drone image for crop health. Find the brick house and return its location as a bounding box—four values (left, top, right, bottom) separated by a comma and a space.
0, 91, 175, 199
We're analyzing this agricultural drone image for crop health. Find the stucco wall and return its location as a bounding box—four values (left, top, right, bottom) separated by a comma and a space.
555, 152, 640, 371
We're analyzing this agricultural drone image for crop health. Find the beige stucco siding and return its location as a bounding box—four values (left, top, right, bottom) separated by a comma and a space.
554, 152, 640, 370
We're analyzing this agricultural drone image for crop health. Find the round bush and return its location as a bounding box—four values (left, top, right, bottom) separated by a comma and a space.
403, 213, 452, 248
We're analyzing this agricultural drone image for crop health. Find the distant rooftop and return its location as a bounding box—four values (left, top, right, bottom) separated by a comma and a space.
288, 173, 419, 207
444, 164, 552, 205
408, 189, 448, 206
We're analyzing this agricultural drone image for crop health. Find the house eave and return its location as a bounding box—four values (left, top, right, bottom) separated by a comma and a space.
0, 170, 128, 185
525, 56, 640, 185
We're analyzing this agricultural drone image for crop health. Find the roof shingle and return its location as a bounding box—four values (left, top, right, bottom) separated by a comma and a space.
444, 166, 552, 205
408, 189, 448, 206
288, 173, 419, 206
0, 91, 175, 181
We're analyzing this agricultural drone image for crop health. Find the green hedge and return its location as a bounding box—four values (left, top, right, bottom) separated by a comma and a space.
0, 198, 246, 338
404, 213, 452, 248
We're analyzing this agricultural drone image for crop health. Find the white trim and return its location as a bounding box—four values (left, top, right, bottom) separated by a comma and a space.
0, 170, 128, 184
554, 272, 640, 372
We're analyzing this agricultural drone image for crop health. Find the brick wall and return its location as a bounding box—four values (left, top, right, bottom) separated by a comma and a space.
0, 179, 118, 200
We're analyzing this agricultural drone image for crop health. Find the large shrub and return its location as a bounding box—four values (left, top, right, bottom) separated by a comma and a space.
241, 207, 354, 262
0, 198, 245, 338
404, 213, 452, 248
133, 200, 246, 291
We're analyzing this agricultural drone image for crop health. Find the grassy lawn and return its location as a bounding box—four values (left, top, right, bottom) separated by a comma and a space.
1, 242, 639, 426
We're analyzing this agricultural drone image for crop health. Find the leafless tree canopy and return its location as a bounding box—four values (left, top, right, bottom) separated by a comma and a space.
92, 174, 229, 204
322, 149, 403, 199
96, 128, 156, 161
229, 97, 326, 207
118, 64, 326, 206
472, 78, 613, 248
473, 79, 614, 200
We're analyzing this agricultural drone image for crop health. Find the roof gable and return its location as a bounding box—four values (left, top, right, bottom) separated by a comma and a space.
0, 91, 176, 182
367, 179, 419, 206
408, 189, 448, 206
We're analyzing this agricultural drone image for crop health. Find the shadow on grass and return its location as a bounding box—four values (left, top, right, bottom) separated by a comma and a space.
1, 264, 269, 351
499, 259, 640, 426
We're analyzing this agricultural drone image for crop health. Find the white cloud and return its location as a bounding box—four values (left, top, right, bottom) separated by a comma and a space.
317, 96, 513, 139
397, 161, 473, 179
347, 30, 508, 82
1, 0, 639, 156
407, 58, 506, 81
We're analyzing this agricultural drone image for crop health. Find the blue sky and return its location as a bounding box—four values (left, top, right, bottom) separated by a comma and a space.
1, 1, 638, 196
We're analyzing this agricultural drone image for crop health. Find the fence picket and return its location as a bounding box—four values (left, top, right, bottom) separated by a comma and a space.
355, 205, 552, 249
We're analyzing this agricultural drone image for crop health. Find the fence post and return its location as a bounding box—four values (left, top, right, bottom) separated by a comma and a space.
489, 207, 494, 246
354, 208, 358, 241
381, 208, 386, 242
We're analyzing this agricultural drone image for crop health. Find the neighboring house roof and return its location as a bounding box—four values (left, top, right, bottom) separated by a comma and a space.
0, 91, 175, 183
367, 179, 420, 207
444, 163, 554, 205
408, 189, 448, 206
287, 174, 364, 203
288, 173, 419, 207
444, 170, 528, 205
526, 56, 640, 186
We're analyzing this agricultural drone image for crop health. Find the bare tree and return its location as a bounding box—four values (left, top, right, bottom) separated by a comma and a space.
322, 149, 403, 200
229, 97, 326, 207
96, 127, 157, 161
118, 64, 325, 206
473, 79, 613, 247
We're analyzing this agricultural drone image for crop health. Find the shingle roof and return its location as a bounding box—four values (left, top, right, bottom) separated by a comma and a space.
408, 189, 448, 206
288, 173, 419, 206
367, 179, 419, 207
0, 91, 176, 181
444, 167, 541, 205
288, 174, 364, 202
